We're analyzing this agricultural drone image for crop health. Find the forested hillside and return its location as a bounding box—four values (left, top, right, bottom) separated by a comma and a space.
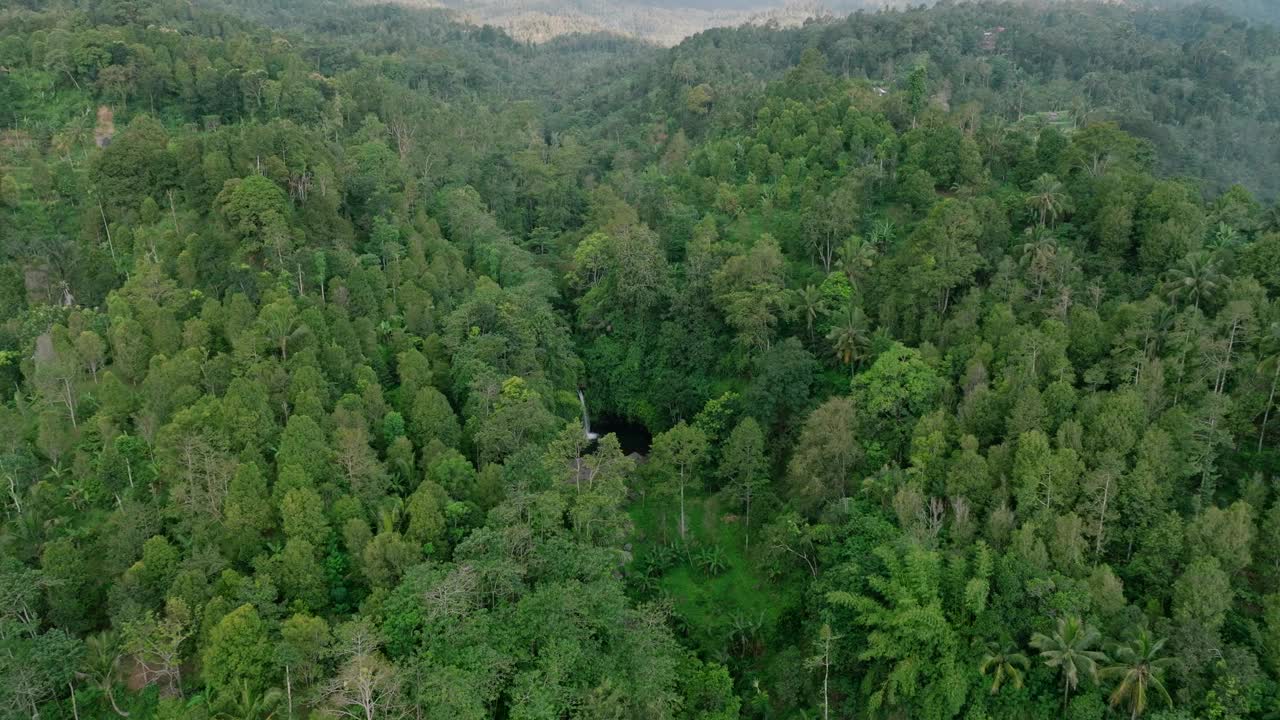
604, 0, 1280, 199
1149, 0, 1280, 26
2, 1, 1280, 719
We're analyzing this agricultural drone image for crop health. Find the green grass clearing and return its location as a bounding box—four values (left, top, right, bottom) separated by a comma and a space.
628, 492, 800, 657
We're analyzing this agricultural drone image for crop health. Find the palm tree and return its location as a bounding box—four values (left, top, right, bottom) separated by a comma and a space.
838, 235, 878, 292
1163, 251, 1223, 311
795, 284, 823, 342
1020, 226, 1059, 299
826, 303, 870, 380
1101, 630, 1173, 719
211, 682, 284, 720
82, 631, 130, 717
979, 640, 1030, 695
1026, 173, 1070, 227
1030, 616, 1107, 709
727, 611, 765, 658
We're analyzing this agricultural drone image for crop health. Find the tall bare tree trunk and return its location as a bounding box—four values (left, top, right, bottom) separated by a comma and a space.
1261, 361, 1279, 452
99, 200, 117, 265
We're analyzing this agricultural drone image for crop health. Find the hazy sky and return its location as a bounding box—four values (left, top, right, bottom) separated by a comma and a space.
526, 0, 902, 10
587, 0, 891, 6
616, 0, 775, 7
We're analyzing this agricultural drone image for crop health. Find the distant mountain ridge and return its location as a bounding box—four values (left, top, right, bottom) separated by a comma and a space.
366, 0, 846, 45
366, 0, 1278, 45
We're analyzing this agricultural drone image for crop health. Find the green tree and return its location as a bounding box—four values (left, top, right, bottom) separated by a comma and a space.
827, 544, 966, 720
1185, 500, 1255, 575
224, 463, 272, 562
471, 377, 558, 466
650, 421, 709, 541
210, 683, 285, 720
406, 480, 449, 549
281, 487, 329, 547
1163, 251, 1223, 312
1172, 556, 1232, 633
1101, 630, 1173, 720
0, 627, 82, 718
203, 604, 275, 696
1020, 226, 1059, 299
276, 415, 332, 492
853, 343, 943, 462
744, 338, 817, 431
256, 297, 301, 361
838, 235, 878, 293
1030, 616, 1106, 709
826, 302, 871, 379
409, 386, 461, 453
795, 284, 824, 342
785, 396, 862, 516
278, 613, 330, 690
979, 640, 1030, 695
82, 631, 130, 718
676, 656, 740, 720
1026, 173, 1071, 228
905, 199, 984, 314
90, 115, 175, 212
270, 539, 328, 612
41, 537, 92, 633
122, 598, 191, 696
907, 63, 928, 128
713, 235, 788, 355
721, 418, 767, 552
216, 175, 292, 268
566, 433, 634, 547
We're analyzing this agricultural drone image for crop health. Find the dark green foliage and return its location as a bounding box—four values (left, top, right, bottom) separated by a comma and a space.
2, 0, 1280, 718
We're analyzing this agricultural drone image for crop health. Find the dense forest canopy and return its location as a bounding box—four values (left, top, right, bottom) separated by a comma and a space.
1, 0, 1280, 719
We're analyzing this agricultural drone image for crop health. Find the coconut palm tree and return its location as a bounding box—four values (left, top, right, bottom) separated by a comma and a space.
838, 235, 878, 292
1101, 630, 1173, 719
82, 631, 130, 717
1163, 251, 1223, 311
1026, 173, 1071, 227
211, 682, 285, 720
979, 640, 1030, 695
795, 284, 823, 342
1030, 616, 1107, 709
826, 303, 870, 379
1020, 226, 1059, 299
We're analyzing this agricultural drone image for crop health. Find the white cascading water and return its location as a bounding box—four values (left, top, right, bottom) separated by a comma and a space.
578, 389, 600, 441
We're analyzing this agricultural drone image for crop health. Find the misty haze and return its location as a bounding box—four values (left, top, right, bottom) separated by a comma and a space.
398, 0, 1277, 45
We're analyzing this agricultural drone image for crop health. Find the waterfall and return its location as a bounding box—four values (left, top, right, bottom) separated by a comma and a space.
578, 389, 599, 441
